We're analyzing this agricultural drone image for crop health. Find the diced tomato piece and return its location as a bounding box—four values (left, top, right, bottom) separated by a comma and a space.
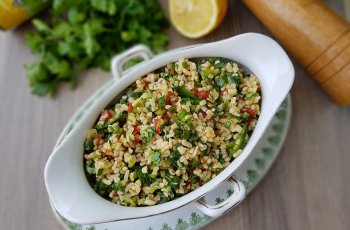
199, 111, 207, 119
163, 113, 171, 120
246, 108, 257, 118
94, 136, 104, 146
140, 79, 149, 87
133, 135, 141, 145
166, 91, 171, 104
128, 102, 134, 113
166, 91, 175, 105
101, 110, 113, 122
132, 125, 140, 135
106, 155, 113, 161
163, 113, 173, 125
201, 156, 209, 164
195, 90, 210, 99
153, 118, 163, 134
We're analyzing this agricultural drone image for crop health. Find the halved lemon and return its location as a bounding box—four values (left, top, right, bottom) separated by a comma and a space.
0, 0, 29, 30
169, 0, 228, 39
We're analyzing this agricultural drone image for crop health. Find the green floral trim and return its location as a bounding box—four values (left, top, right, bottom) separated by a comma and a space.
160, 224, 172, 230
215, 198, 225, 205
242, 98, 288, 189
59, 215, 95, 230
175, 218, 189, 230
143, 213, 211, 230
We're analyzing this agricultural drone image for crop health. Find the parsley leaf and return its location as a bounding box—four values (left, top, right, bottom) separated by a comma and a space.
150, 150, 161, 166
165, 173, 181, 190
169, 149, 181, 168
159, 95, 166, 108
227, 74, 241, 85
135, 165, 153, 186
141, 126, 155, 142
214, 76, 226, 91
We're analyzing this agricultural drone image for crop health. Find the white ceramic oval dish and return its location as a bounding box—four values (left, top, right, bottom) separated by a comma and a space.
44, 33, 294, 225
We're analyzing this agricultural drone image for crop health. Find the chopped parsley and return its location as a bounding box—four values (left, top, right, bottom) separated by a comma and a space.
141, 126, 156, 142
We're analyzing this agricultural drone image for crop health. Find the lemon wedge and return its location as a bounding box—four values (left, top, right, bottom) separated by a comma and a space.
169, 0, 228, 39
0, 0, 29, 30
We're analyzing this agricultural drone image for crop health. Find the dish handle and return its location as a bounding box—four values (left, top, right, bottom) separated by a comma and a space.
194, 177, 246, 218
111, 44, 153, 80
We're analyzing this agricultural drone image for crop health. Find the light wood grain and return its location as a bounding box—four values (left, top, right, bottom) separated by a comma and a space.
242, 0, 350, 105
0, 1, 349, 230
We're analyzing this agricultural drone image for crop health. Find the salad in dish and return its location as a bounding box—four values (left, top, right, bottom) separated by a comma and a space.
84, 57, 261, 207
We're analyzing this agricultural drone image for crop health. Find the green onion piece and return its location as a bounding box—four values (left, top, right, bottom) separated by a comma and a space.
177, 109, 189, 121
246, 92, 258, 99
174, 86, 197, 99
229, 126, 248, 157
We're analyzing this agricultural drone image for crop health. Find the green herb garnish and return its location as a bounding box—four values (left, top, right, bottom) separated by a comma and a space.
141, 126, 156, 142
214, 77, 226, 91
111, 181, 125, 192
182, 62, 189, 69
177, 109, 189, 121
169, 149, 181, 168
200, 69, 212, 83
25, 0, 168, 97
227, 74, 241, 85
127, 92, 143, 99
246, 92, 258, 99
135, 166, 153, 186
96, 168, 104, 176
159, 95, 166, 108
150, 150, 161, 166
190, 176, 200, 184
165, 173, 181, 190
85, 165, 95, 175
84, 139, 94, 151
242, 112, 250, 121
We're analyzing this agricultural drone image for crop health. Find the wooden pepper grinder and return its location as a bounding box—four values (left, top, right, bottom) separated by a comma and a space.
242, 0, 350, 105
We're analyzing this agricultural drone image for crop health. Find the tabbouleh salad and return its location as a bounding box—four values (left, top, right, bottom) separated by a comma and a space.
84, 57, 261, 207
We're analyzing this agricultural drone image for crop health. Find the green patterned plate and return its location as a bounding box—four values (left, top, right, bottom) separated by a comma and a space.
51, 95, 291, 230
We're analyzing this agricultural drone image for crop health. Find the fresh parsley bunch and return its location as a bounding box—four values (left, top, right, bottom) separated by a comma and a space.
25, 0, 168, 96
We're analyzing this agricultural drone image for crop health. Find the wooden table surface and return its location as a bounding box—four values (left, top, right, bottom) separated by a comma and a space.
1, 1, 349, 230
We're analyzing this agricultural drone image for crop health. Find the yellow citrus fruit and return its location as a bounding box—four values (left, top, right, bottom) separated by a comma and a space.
0, 0, 29, 30
169, 0, 228, 39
